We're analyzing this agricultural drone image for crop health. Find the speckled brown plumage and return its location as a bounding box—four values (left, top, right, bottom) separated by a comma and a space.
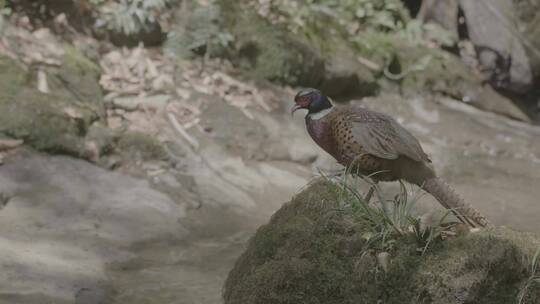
307, 106, 433, 183
294, 89, 490, 228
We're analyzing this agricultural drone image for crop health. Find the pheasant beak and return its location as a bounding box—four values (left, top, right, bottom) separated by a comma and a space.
290, 104, 303, 117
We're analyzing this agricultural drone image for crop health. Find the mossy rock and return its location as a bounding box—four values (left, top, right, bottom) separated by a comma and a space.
0, 55, 103, 156
115, 131, 167, 161
45, 44, 104, 118
353, 32, 529, 121
218, 1, 324, 85
353, 32, 476, 95
219, 1, 378, 97
224, 180, 540, 304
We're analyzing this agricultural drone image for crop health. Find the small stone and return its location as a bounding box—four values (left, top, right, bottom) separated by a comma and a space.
37, 69, 49, 93
377, 252, 390, 273
84, 141, 100, 163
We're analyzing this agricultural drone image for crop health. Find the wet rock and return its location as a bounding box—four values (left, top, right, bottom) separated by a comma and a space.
0, 150, 187, 303
199, 99, 269, 160
420, 0, 540, 91
461, 86, 530, 122
514, 0, 540, 81
460, 0, 533, 93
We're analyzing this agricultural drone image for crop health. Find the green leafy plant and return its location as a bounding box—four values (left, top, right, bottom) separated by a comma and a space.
92, 0, 170, 35
264, 0, 408, 34
399, 19, 457, 47
255, 0, 456, 55
165, 1, 233, 59
0, 0, 11, 16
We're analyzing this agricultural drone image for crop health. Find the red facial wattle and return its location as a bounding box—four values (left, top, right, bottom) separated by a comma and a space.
291, 95, 311, 116
295, 95, 311, 108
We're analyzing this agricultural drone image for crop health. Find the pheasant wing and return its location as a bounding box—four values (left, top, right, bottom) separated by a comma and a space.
348, 109, 430, 163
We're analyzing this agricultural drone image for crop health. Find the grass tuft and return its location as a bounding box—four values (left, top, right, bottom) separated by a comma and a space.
320, 167, 453, 255
518, 246, 540, 304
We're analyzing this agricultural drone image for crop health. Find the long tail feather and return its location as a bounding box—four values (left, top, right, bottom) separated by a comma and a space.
423, 178, 490, 228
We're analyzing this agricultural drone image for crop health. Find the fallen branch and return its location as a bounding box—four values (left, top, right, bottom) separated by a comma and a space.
357, 55, 381, 71
166, 111, 200, 150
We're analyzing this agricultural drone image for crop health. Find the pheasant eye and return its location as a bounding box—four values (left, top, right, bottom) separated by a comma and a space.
296, 96, 310, 106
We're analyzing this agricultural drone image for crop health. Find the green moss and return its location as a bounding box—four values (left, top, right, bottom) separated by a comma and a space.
417, 230, 537, 303
0, 56, 97, 155
116, 131, 167, 161
219, 1, 324, 86
224, 180, 540, 304
63, 44, 101, 75
0, 41, 107, 157
48, 44, 105, 117
353, 32, 479, 98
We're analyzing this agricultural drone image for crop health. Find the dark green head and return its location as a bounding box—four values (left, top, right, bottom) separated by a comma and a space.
291, 88, 333, 116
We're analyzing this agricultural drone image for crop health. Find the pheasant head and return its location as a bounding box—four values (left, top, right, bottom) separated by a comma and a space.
291, 88, 333, 117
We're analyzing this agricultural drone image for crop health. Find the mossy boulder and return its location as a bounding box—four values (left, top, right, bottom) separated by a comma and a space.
224, 181, 540, 304
0, 47, 104, 157
166, 1, 378, 98
218, 1, 378, 98
51, 45, 104, 117
216, 1, 315, 84
353, 32, 529, 121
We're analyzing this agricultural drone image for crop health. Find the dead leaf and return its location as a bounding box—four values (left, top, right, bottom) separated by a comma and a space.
166, 110, 200, 150
176, 88, 192, 100
37, 69, 49, 93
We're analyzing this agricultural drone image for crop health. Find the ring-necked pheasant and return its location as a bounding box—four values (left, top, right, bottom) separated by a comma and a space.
291, 88, 489, 228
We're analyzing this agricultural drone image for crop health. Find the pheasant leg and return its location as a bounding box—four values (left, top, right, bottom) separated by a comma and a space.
364, 185, 375, 203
